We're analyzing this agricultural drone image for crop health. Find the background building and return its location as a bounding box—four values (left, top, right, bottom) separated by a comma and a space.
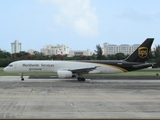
103, 42, 140, 55
28, 49, 36, 55
11, 40, 22, 53
68, 49, 93, 57
41, 44, 69, 56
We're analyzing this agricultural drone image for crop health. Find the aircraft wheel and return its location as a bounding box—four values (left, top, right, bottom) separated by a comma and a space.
77, 77, 85, 81
77, 77, 81, 81
21, 78, 24, 81
81, 77, 85, 81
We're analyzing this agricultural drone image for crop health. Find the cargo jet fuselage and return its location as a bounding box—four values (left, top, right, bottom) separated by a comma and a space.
4, 38, 154, 81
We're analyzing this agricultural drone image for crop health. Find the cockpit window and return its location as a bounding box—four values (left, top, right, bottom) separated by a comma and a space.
9, 64, 13, 67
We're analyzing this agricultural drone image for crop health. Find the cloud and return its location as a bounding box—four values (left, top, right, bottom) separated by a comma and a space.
41, 0, 99, 37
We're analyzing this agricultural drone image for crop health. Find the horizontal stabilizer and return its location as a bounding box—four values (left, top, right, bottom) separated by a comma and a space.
133, 63, 153, 68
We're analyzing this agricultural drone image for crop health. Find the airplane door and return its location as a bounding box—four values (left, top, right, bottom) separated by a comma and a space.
14, 63, 17, 68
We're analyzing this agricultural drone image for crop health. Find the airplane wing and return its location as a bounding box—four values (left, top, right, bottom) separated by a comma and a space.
68, 66, 97, 74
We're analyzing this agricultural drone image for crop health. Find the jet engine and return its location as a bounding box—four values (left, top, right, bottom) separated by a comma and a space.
57, 70, 73, 78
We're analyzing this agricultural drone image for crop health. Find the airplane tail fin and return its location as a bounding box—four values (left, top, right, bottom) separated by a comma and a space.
124, 38, 154, 63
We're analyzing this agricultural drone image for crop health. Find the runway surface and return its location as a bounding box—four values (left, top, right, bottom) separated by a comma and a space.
0, 76, 160, 119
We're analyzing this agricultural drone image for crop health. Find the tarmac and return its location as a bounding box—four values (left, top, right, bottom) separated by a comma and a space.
0, 76, 160, 119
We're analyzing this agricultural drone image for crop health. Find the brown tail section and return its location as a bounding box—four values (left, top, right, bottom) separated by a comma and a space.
125, 38, 154, 63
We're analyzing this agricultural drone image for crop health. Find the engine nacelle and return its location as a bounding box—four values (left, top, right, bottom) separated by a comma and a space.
57, 70, 73, 78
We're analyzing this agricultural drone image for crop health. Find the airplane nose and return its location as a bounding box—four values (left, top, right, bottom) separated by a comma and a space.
3, 67, 7, 72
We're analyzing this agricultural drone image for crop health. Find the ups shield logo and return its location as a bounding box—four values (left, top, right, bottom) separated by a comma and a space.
138, 47, 148, 58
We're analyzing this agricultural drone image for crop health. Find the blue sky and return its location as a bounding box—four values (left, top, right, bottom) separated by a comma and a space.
0, 0, 160, 52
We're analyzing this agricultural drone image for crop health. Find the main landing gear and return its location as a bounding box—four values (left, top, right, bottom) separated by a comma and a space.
77, 73, 85, 81
77, 77, 85, 81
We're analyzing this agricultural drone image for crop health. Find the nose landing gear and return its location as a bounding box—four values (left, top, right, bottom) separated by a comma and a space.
21, 77, 24, 81
19, 73, 24, 81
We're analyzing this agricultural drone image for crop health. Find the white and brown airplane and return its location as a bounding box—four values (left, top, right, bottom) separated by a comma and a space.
4, 38, 154, 81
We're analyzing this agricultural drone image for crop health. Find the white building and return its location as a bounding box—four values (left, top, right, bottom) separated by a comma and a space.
28, 49, 36, 55
69, 49, 93, 57
41, 44, 69, 56
103, 42, 140, 55
11, 40, 22, 53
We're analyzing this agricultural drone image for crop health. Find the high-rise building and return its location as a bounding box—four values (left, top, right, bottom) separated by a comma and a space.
11, 40, 22, 53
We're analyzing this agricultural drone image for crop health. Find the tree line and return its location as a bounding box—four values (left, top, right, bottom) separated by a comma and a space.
0, 45, 160, 67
